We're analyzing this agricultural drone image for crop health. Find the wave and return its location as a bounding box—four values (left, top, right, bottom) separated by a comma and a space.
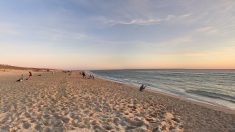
186, 90, 235, 103
91, 69, 235, 109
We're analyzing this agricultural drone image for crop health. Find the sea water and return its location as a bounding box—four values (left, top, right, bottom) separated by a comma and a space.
92, 69, 235, 110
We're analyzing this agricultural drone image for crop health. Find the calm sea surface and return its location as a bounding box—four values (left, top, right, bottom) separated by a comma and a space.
92, 69, 235, 110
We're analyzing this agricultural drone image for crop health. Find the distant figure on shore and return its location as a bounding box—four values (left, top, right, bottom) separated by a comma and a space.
16, 74, 24, 82
26, 71, 32, 80
88, 74, 95, 79
91, 74, 94, 79
139, 84, 147, 92
82, 72, 86, 78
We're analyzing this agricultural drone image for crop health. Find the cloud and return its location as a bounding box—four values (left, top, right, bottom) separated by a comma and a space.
95, 13, 192, 26
105, 18, 162, 25
196, 26, 219, 35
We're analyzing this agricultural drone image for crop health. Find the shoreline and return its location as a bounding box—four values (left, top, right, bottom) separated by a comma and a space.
91, 72, 235, 115
88, 72, 235, 131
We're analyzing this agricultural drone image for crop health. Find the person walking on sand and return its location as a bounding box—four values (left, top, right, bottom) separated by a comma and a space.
26, 71, 32, 80
139, 84, 147, 92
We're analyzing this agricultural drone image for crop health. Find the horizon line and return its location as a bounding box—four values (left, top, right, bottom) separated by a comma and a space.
1, 64, 235, 71
88, 68, 235, 71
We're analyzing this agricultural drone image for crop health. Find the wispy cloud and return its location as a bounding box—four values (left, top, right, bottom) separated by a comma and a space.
95, 13, 192, 26
196, 26, 219, 35
103, 17, 162, 25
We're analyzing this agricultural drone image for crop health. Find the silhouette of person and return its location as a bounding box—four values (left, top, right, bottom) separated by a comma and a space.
82, 72, 86, 78
139, 84, 147, 92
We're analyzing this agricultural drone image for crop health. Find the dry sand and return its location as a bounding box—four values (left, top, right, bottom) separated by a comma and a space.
0, 71, 234, 132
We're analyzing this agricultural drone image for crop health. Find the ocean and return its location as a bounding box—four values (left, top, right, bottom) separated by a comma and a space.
92, 69, 235, 110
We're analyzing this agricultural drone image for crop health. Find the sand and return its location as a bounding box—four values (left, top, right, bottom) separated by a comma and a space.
0, 71, 234, 132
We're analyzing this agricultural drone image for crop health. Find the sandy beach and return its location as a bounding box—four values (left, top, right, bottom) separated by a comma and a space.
0, 70, 235, 132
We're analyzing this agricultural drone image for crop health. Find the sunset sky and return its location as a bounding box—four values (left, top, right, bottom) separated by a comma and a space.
0, 0, 235, 69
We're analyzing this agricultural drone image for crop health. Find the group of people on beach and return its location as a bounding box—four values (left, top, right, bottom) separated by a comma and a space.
63, 70, 72, 76
80, 71, 146, 92
17, 70, 146, 93
16, 71, 32, 82
16, 69, 57, 82
80, 71, 95, 79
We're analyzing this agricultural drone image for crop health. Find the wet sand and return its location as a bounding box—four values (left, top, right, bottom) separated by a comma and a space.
0, 71, 234, 131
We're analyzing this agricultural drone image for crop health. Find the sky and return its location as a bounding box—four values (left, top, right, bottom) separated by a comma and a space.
0, 0, 235, 70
